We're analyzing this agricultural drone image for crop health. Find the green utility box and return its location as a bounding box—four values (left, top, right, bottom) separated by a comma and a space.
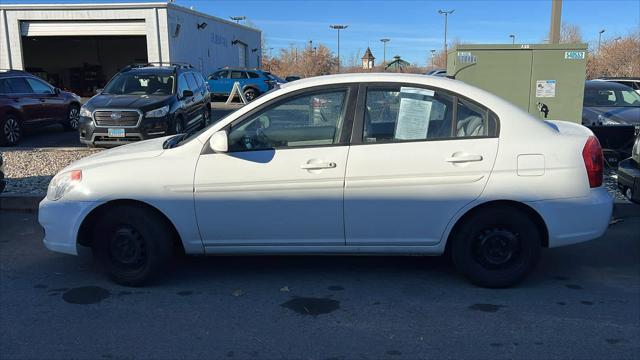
447, 43, 588, 123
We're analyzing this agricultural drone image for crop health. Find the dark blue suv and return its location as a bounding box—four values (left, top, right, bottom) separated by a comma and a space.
207, 68, 274, 101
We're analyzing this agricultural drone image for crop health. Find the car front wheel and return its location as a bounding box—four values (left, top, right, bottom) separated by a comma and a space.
451, 206, 541, 288
92, 205, 175, 286
64, 104, 80, 131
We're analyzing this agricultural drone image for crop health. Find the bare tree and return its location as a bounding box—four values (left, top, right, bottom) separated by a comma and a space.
587, 33, 640, 78
267, 42, 338, 78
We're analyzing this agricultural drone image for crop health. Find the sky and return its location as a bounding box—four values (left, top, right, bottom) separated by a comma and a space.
5, 0, 640, 66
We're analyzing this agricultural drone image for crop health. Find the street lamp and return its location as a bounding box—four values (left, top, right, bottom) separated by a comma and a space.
380, 38, 390, 69
509, 34, 516, 44
438, 9, 455, 62
330, 24, 348, 73
230, 16, 246, 24
430, 49, 436, 68
598, 29, 605, 51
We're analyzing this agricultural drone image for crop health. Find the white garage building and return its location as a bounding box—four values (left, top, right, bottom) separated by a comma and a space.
0, 2, 262, 96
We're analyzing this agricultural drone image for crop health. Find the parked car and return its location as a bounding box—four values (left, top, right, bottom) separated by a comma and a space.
617, 134, 640, 203
40, 73, 612, 288
0, 69, 82, 146
0, 152, 5, 194
582, 80, 640, 130
285, 75, 301, 82
79, 63, 211, 148
582, 80, 640, 162
597, 77, 640, 95
207, 68, 273, 101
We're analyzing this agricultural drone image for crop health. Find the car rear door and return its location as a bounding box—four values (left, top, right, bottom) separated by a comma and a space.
3, 77, 42, 125
344, 83, 500, 246
194, 85, 356, 248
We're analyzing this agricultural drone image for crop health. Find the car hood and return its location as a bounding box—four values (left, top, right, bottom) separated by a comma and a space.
64, 136, 170, 171
583, 106, 640, 125
87, 94, 172, 110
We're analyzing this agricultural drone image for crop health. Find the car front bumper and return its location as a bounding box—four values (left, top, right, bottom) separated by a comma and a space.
79, 115, 172, 147
39, 198, 99, 255
526, 187, 614, 248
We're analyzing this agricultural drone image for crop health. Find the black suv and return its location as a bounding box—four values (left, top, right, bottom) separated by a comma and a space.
79, 63, 211, 147
0, 69, 82, 146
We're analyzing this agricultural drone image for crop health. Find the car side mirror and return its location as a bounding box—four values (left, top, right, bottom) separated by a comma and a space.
54, 87, 61, 95
95, 88, 103, 95
209, 130, 228, 153
182, 89, 194, 98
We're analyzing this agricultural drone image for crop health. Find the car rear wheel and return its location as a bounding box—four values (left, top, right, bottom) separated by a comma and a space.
625, 187, 635, 202
243, 88, 258, 102
0, 115, 22, 146
451, 206, 541, 288
63, 104, 80, 131
92, 205, 174, 286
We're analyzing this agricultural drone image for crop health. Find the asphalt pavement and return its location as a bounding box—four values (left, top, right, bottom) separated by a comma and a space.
1, 205, 639, 359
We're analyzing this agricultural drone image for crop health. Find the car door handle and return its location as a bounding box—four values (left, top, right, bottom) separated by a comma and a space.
300, 162, 337, 170
445, 154, 483, 163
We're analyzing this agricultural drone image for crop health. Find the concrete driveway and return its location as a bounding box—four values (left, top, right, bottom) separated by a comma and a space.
0, 205, 638, 359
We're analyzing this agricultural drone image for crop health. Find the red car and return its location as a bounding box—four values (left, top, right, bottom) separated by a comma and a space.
0, 70, 82, 146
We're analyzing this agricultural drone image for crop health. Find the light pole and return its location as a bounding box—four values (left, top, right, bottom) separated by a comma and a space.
380, 38, 390, 69
438, 9, 455, 63
229, 16, 246, 24
598, 29, 605, 51
330, 24, 348, 73
509, 34, 516, 44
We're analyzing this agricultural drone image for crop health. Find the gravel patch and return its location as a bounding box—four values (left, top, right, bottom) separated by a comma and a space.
1, 148, 101, 196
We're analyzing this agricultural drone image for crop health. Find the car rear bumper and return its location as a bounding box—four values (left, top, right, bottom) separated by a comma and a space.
39, 198, 99, 255
526, 187, 613, 248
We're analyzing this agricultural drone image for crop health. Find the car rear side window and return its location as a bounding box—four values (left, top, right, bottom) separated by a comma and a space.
0, 79, 11, 94
363, 86, 497, 143
4, 78, 32, 94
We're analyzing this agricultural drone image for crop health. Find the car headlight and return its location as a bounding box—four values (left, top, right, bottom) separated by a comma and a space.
80, 106, 92, 118
47, 170, 82, 201
145, 105, 170, 118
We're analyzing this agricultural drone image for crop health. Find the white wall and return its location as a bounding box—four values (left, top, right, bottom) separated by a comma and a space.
167, 6, 262, 77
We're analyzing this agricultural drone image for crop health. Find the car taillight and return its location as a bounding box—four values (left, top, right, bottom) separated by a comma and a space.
582, 136, 603, 188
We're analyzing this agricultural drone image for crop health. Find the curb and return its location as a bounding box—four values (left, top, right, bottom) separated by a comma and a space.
0, 195, 44, 211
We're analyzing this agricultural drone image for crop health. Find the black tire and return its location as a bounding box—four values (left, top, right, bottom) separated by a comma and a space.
92, 205, 174, 286
172, 117, 184, 135
243, 88, 258, 102
451, 206, 541, 288
0, 114, 22, 146
202, 106, 211, 128
63, 104, 80, 131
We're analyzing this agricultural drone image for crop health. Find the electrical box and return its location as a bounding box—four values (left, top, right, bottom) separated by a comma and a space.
447, 43, 588, 123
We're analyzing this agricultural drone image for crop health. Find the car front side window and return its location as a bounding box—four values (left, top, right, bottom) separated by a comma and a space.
177, 74, 189, 95
25, 78, 54, 94
228, 89, 349, 152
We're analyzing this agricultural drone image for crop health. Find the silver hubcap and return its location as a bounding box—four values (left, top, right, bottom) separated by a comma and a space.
69, 107, 80, 130
626, 188, 633, 200
3, 118, 20, 144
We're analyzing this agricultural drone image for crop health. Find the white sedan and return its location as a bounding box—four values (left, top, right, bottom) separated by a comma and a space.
39, 73, 613, 287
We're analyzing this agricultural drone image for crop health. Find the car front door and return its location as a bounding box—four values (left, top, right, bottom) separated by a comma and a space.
344, 84, 500, 246
194, 85, 356, 248
25, 78, 66, 122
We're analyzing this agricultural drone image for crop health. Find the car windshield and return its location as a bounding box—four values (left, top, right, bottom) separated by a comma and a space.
102, 73, 175, 96
584, 86, 640, 107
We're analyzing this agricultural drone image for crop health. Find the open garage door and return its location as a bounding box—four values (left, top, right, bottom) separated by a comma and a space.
20, 20, 146, 36
22, 35, 148, 97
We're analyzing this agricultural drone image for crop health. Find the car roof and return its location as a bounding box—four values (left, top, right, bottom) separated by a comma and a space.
122, 66, 177, 75
599, 77, 640, 81
0, 69, 33, 78
586, 80, 635, 90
